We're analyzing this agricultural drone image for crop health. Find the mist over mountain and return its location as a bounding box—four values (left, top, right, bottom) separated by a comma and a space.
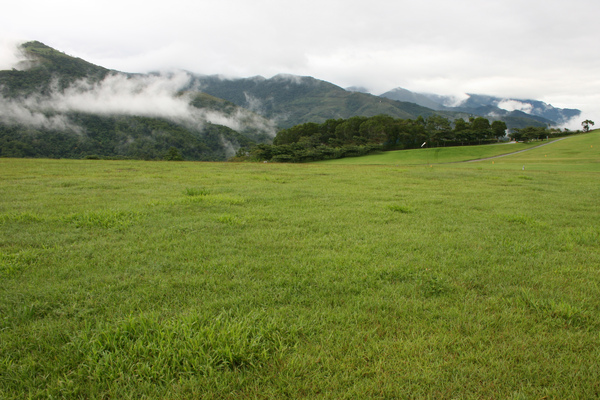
0, 41, 581, 160
379, 88, 447, 111
380, 88, 580, 126
0, 41, 275, 160
191, 74, 438, 129
194, 76, 575, 131
345, 86, 370, 94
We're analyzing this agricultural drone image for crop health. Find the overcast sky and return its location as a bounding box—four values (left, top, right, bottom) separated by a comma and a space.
2, 0, 599, 127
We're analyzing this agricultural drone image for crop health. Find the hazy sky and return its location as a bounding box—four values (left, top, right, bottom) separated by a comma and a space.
2, 0, 599, 127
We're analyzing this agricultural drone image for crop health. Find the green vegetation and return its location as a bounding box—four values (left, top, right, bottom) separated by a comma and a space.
195, 75, 560, 130
0, 42, 273, 161
0, 42, 576, 162
0, 116, 254, 161
451, 130, 600, 172
320, 131, 597, 169
0, 41, 109, 96
194, 75, 436, 129
582, 119, 595, 132
246, 114, 573, 163
319, 141, 537, 165
1, 131, 599, 398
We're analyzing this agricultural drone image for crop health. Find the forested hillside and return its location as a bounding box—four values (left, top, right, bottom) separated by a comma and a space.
0, 115, 255, 160
0, 42, 273, 160
193, 75, 566, 130
195, 74, 441, 129
0, 41, 110, 96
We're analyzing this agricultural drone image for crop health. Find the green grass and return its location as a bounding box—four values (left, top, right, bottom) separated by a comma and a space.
319, 141, 538, 165
1, 140, 599, 398
320, 131, 600, 171
453, 131, 600, 171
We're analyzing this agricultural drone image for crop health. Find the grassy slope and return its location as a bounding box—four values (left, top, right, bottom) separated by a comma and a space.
319, 131, 599, 171
319, 141, 539, 165
453, 131, 600, 171
0, 135, 599, 398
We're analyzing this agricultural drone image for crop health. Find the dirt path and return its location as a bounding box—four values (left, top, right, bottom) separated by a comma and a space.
461, 137, 569, 163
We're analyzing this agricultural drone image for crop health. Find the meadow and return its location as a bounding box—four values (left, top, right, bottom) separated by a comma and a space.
1, 131, 599, 398
319, 140, 540, 165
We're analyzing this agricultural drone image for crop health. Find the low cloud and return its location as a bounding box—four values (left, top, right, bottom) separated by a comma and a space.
1, 70, 276, 141
496, 99, 534, 114
0, 95, 81, 132
0, 38, 28, 70
556, 115, 582, 131
272, 74, 305, 85
200, 108, 276, 137
441, 93, 471, 108
219, 136, 237, 159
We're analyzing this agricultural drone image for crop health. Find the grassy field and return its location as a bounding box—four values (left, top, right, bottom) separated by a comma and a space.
319, 141, 540, 165
321, 132, 599, 171
1, 131, 599, 398
450, 132, 600, 172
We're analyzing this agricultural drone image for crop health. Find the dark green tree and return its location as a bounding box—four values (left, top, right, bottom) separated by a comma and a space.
491, 120, 508, 140
425, 115, 452, 145
359, 115, 394, 143
453, 118, 472, 144
581, 119, 595, 132
334, 116, 368, 143
471, 117, 491, 142
509, 126, 548, 142
163, 147, 184, 161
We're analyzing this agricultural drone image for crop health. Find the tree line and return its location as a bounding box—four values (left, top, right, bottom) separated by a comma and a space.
235, 114, 577, 163
237, 115, 503, 162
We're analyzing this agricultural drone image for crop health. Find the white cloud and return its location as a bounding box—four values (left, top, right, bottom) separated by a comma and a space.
2, 0, 600, 124
497, 100, 534, 114
46, 72, 197, 121
0, 37, 28, 70
0, 71, 276, 138
0, 95, 81, 132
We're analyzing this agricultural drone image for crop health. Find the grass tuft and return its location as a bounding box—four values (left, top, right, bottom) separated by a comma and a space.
0, 250, 38, 278
62, 210, 141, 229
67, 312, 296, 389
184, 187, 209, 197
0, 212, 44, 225
388, 204, 413, 213
217, 213, 245, 225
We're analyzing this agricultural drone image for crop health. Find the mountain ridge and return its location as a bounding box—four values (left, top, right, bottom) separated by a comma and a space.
191, 73, 440, 129
0, 41, 581, 161
380, 87, 580, 126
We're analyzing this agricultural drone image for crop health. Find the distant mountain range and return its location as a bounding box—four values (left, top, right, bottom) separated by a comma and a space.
0, 41, 581, 161
379, 88, 580, 126
189, 74, 442, 130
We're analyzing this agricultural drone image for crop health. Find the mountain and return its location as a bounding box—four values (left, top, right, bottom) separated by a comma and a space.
0, 41, 581, 161
380, 87, 580, 127
192, 74, 438, 129
0, 41, 110, 96
379, 88, 446, 111
345, 86, 371, 93
0, 41, 274, 160
194, 75, 570, 130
